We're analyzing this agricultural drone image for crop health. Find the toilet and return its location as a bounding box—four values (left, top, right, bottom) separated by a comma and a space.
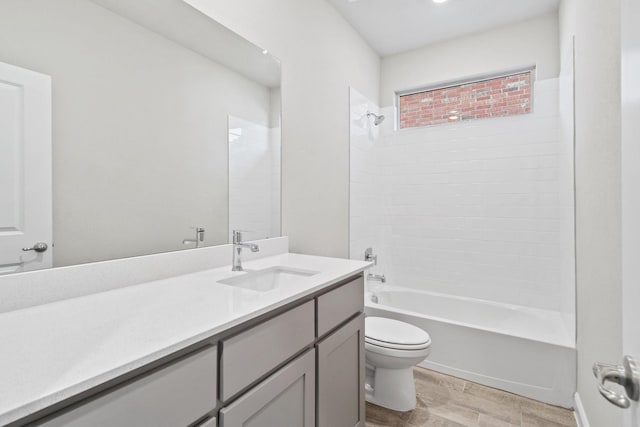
364, 316, 431, 412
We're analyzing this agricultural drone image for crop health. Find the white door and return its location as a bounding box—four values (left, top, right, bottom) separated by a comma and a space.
621, 0, 640, 423
0, 61, 52, 274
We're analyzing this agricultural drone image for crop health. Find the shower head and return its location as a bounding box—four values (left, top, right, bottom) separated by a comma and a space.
366, 112, 385, 126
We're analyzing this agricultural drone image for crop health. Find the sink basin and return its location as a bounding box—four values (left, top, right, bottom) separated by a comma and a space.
217, 266, 319, 292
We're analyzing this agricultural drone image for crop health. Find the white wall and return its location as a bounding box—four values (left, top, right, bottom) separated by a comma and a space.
186, 0, 381, 258
380, 12, 560, 107
0, 0, 272, 266
559, 0, 623, 425
352, 81, 575, 317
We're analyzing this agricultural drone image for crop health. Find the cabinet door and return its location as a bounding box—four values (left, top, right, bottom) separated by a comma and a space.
220, 349, 315, 427
317, 314, 365, 427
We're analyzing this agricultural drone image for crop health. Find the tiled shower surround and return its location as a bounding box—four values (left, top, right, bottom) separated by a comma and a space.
350, 79, 575, 315
228, 115, 281, 241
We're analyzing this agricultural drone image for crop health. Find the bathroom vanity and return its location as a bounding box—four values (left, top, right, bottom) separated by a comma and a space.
0, 244, 369, 427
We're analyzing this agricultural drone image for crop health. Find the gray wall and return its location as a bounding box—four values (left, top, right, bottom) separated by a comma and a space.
186, 0, 381, 258
0, 0, 272, 266
559, 0, 623, 425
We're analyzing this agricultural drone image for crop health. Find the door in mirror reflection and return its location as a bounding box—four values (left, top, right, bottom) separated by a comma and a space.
228, 115, 281, 241
0, 61, 52, 274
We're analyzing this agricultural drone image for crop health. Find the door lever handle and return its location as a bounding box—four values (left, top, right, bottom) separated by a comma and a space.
593, 356, 640, 409
22, 242, 48, 253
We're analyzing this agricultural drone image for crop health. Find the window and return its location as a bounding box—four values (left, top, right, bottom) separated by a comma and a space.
397, 69, 533, 129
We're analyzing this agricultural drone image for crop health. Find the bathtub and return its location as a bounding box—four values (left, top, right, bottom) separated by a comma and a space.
365, 285, 576, 408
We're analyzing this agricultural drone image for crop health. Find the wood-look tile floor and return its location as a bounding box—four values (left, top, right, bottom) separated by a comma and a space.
366, 367, 577, 427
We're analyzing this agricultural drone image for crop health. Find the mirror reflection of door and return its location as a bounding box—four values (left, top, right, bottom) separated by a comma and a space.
0, 61, 52, 274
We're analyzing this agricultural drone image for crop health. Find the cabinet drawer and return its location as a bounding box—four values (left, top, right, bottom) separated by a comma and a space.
37, 345, 217, 427
196, 416, 216, 427
220, 301, 314, 400
220, 349, 315, 427
316, 276, 364, 337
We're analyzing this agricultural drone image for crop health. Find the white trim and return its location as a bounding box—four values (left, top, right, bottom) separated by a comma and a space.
395, 65, 536, 97
574, 392, 590, 427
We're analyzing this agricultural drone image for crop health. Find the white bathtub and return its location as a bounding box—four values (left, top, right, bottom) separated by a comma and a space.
365, 285, 576, 408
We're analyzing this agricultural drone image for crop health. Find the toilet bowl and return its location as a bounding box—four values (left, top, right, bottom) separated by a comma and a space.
364, 316, 431, 412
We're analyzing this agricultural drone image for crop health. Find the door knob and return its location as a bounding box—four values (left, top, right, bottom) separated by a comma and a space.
593, 355, 640, 408
22, 242, 48, 253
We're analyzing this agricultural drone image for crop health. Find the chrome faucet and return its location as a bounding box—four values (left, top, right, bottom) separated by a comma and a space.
232, 230, 260, 271
364, 248, 385, 282
365, 247, 378, 265
183, 227, 205, 248
367, 273, 386, 283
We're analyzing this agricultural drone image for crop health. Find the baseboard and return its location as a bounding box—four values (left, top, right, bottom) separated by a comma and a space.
574, 392, 590, 427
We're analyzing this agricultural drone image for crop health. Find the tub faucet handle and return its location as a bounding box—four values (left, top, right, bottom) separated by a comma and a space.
365, 247, 377, 265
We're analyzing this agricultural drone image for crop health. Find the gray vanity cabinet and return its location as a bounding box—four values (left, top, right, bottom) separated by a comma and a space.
27, 273, 365, 427
218, 276, 364, 427
317, 314, 366, 427
219, 349, 316, 427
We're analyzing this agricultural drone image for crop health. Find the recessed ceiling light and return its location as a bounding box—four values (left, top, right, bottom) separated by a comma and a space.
433, 0, 449, 3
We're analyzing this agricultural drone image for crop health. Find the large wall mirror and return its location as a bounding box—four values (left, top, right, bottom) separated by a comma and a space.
0, 0, 281, 274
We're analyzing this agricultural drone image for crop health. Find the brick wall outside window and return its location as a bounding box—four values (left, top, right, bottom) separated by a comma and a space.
399, 71, 532, 129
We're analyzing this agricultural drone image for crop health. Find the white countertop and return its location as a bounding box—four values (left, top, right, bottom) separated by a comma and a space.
0, 253, 369, 426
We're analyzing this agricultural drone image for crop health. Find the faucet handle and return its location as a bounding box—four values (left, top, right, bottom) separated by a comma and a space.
191, 227, 205, 242
365, 247, 378, 265
232, 229, 254, 244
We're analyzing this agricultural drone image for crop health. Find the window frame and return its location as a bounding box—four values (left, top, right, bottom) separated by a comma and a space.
395, 65, 536, 130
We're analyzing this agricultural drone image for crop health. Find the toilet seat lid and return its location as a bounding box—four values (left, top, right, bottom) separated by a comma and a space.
365, 317, 431, 349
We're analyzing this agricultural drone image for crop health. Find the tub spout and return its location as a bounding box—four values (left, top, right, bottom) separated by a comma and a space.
368, 273, 386, 283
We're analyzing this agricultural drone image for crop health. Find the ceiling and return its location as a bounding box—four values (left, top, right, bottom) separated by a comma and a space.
327, 0, 560, 56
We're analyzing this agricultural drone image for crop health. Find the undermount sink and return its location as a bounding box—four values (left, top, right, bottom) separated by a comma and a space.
217, 266, 319, 292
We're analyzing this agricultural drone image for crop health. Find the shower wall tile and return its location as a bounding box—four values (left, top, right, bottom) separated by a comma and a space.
229, 116, 281, 241
350, 79, 575, 313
